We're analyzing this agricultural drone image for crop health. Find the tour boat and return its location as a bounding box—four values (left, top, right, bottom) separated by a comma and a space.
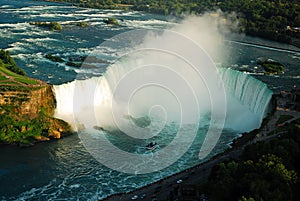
146, 142, 158, 151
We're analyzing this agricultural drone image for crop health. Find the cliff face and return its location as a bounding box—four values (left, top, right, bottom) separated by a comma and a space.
0, 85, 55, 117
0, 85, 72, 145
22, 86, 55, 116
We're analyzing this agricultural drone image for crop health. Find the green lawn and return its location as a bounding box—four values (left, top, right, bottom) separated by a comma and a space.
0, 81, 19, 85
0, 66, 38, 85
0, 75, 9, 81
14, 77, 38, 85
0, 65, 19, 77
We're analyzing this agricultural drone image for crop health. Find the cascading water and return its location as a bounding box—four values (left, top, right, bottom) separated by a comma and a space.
220, 68, 272, 117
219, 68, 273, 131
53, 68, 272, 133
53, 16, 273, 172
1, 2, 293, 199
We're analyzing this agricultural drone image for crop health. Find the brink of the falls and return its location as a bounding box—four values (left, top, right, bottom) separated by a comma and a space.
53, 68, 272, 133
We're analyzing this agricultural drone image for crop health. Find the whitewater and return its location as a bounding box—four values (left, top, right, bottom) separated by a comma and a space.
2, 0, 299, 200
53, 16, 272, 174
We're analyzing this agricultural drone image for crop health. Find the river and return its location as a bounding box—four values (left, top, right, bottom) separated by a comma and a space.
0, 0, 299, 200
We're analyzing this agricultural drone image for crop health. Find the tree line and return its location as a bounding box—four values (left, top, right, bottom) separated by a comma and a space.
42, 0, 300, 46
203, 120, 300, 201
0, 49, 26, 76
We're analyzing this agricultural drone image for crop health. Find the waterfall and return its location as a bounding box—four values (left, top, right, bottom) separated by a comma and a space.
53, 68, 272, 133
53, 16, 273, 134
53, 76, 113, 130
220, 68, 273, 119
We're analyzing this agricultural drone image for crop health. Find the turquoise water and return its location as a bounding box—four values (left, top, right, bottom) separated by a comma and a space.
0, 0, 299, 200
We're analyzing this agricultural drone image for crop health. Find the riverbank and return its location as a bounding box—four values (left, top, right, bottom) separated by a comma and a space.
103, 94, 300, 201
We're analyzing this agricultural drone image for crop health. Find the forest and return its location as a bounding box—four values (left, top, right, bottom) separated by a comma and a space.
42, 0, 300, 45
203, 119, 300, 201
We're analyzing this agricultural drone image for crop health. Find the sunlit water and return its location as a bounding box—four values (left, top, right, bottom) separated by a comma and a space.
0, 0, 299, 200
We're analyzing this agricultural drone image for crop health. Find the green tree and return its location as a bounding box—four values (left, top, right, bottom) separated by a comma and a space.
207, 153, 297, 201
0, 49, 26, 75
239, 196, 255, 201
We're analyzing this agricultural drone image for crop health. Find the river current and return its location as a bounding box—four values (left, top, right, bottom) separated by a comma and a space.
0, 0, 299, 200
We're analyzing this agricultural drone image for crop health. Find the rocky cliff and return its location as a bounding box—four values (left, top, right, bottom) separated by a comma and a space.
0, 84, 72, 145
0, 85, 54, 116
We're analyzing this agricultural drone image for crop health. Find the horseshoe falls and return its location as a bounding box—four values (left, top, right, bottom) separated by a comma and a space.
2, 0, 300, 200
53, 68, 273, 133
52, 17, 273, 135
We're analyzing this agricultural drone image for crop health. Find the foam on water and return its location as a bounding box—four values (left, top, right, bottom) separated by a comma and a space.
123, 19, 176, 29
0, 5, 11, 8
0, 22, 30, 29
24, 37, 60, 43
7, 42, 27, 53
1, 1, 288, 200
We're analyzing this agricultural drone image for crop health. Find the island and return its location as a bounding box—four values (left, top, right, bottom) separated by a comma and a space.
0, 49, 72, 146
103, 17, 119, 26
257, 58, 285, 75
29, 21, 63, 31
76, 21, 88, 27
45, 53, 64, 63
45, 53, 110, 68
